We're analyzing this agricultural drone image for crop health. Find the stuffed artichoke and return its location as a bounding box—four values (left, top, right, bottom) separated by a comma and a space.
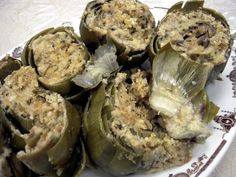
149, 45, 219, 143
149, 0, 233, 81
80, 0, 155, 66
21, 27, 90, 95
0, 66, 83, 176
83, 69, 193, 176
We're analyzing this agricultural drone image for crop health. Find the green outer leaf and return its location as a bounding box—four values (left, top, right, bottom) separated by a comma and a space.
7, 112, 33, 133
191, 90, 219, 123
79, 0, 102, 50
167, 0, 204, 13
21, 28, 54, 66
8, 154, 32, 177
0, 109, 26, 150
204, 101, 219, 123
0, 55, 22, 83
60, 139, 86, 177
48, 101, 81, 167
83, 82, 143, 176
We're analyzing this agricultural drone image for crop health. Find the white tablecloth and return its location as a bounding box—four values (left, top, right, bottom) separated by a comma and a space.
0, 0, 235, 177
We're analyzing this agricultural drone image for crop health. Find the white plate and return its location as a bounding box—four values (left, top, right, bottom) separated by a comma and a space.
1, 1, 236, 177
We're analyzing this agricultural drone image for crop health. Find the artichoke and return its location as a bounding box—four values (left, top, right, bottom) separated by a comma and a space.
21, 27, 90, 96
149, 44, 218, 143
0, 66, 83, 176
80, 0, 155, 66
149, 0, 233, 81
83, 69, 193, 176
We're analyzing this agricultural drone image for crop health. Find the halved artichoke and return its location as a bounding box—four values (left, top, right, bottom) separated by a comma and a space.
80, 0, 155, 66
21, 27, 90, 95
149, 44, 218, 143
149, 0, 233, 81
83, 69, 193, 176
0, 66, 83, 176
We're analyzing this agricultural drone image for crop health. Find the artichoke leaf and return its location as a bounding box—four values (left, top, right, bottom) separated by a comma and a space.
0, 55, 22, 84
168, 0, 204, 13
60, 139, 86, 177
150, 44, 213, 117
150, 44, 213, 142
192, 90, 219, 123
72, 42, 119, 89
0, 108, 26, 150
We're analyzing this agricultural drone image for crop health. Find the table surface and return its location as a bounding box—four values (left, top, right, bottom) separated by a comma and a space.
0, 0, 235, 177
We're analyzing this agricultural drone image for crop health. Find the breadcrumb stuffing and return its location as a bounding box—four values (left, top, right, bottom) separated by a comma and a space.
157, 10, 230, 65
32, 31, 88, 85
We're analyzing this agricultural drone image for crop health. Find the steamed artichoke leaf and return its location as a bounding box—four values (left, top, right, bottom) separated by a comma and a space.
8, 154, 33, 177
21, 28, 54, 65
204, 101, 219, 123
59, 140, 86, 177
72, 42, 119, 89
47, 101, 81, 167
192, 90, 219, 123
0, 55, 22, 84
150, 44, 213, 118
0, 109, 26, 150
150, 45, 213, 142
168, 0, 204, 13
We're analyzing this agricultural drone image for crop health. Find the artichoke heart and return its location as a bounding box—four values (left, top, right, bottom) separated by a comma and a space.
0, 67, 81, 175
84, 69, 193, 176
150, 45, 216, 143
80, 0, 155, 65
21, 27, 90, 95
149, 0, 232, 80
